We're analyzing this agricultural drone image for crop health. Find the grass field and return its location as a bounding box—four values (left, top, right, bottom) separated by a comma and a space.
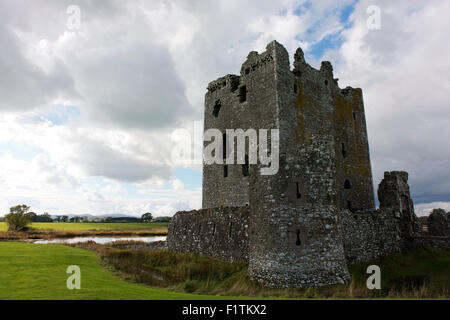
0, 222, 167, 232
0, 242, 232, 300
72, 242, 450, 299
0, 241, 448, 299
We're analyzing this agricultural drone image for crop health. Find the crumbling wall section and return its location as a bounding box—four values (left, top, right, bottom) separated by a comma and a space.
167, 206, 249, 263
427, 209, 450, 236
416, 208, 450, 251
339, 208, 404, 265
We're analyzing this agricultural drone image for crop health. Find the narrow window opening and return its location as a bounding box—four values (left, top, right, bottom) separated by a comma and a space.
352, 112, 357, 121
294, 83, 298, 94
242, 154, 249, 177
245, 68, 250, 75
347, 201, 355, 213
212, 100, 221, 118
296, 182, 301, 199
324, 80, 328, 86
239, 86, 247, 103
295, 229, 301, 246
223, 165, 228, 178
212, 223, 216, 236
344, 179, 352, 189
222, 132, 227, 160
341, 143, 347, 158
230, 78, 239, 92
229, 223, 232, 238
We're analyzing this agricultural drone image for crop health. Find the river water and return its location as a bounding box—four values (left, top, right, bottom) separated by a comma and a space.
33, 236, 167, 244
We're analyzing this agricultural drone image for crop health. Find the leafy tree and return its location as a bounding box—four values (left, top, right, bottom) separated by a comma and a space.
5, 205, 32, 231
35, 212, 53, 222
25, 212, 37, 221
141, 212, 153, 222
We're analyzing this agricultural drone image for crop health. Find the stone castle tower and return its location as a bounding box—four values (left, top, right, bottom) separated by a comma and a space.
167, 41, 445, 288
202, 40, 373, 286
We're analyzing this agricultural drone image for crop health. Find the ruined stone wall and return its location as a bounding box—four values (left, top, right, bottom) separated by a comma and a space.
339, 208, 404, 265
167, 207, 249, 263
339, 171, 433, 265
426, 209, 450, 236
415, 209, 450, 251
378, 171, 421, 239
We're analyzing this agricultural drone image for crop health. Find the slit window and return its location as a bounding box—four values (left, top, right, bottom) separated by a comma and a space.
341, 143, 347, 158
212, 100, 221, 118
347, 201, 355, 213
212, 223, 216, 236
223, 165, 228, 178
242, 155, 249, 177
222, 132, 227, 160
229, 223, 232, 237
295, 229, 301, 246
352, 112, 357, 121
239, 86, 247, 103
294, 83, 298, 94
296, 182, 302, 199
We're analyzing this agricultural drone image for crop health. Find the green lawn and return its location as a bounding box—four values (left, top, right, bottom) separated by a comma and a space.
0, 242, 229, 300
0, 222, 167, 232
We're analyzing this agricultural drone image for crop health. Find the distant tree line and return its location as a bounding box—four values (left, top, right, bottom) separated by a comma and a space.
25, 212, 53, 222
1, 206, 171, 225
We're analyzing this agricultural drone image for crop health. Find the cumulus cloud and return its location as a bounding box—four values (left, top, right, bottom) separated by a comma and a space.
0, 113, 173, 183
326, 0, 450, 207
0, 1, 78, 111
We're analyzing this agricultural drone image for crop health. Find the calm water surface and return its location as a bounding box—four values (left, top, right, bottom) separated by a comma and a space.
34, 236, 166, 244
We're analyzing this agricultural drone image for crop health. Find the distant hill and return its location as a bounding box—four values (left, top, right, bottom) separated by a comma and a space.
51, 213, 138, 220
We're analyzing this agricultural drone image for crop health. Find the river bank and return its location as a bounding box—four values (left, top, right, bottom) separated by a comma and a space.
0, 225, 168, 240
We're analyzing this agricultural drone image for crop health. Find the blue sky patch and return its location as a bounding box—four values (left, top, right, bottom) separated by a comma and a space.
39, 105, 81, 126
0, 141, 42, 160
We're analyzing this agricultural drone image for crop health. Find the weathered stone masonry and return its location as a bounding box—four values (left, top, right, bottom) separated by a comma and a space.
167, 41, 450, 288
167, 207, 249, 263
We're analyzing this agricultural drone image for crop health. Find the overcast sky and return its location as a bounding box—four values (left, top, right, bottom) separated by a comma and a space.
0, 0, 449, 217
